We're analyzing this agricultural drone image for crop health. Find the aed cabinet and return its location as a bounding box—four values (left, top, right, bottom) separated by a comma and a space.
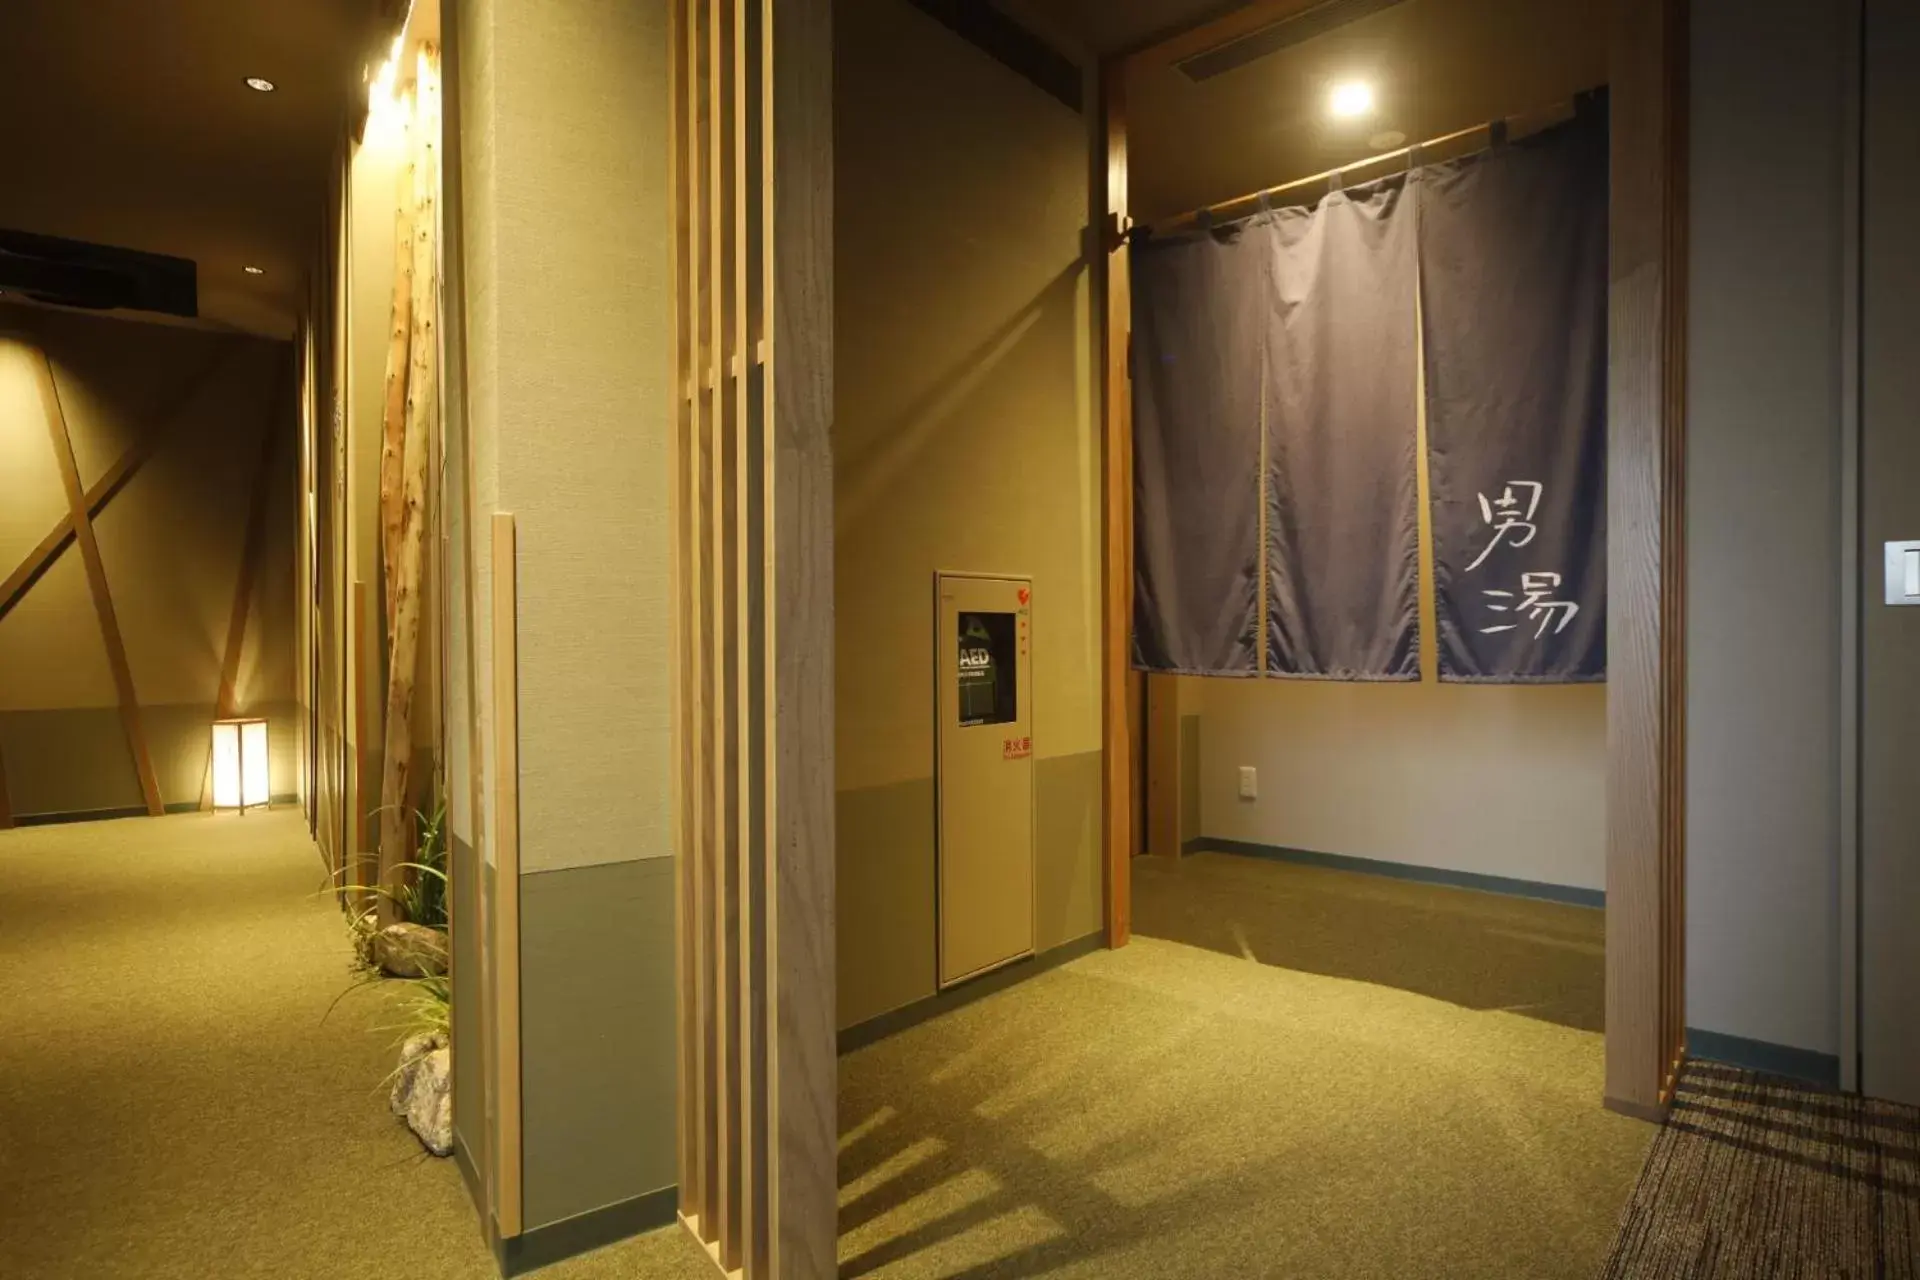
935, 572, 1036, 987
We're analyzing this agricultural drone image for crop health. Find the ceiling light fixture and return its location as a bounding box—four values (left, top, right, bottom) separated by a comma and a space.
1329, 80, 1375, 120
243, 265, 265, 276
245, 76, 276, 93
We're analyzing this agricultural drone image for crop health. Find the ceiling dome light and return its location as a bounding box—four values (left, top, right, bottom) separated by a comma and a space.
1328, 80, 1375, 119
243, 265, 265, 276
245, 76, 276, 93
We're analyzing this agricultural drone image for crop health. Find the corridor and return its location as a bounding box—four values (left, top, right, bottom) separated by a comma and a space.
0, 811, 703, 1280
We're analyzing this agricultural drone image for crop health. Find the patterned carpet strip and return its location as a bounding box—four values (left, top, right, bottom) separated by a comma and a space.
1601, 1059, 1920, 1279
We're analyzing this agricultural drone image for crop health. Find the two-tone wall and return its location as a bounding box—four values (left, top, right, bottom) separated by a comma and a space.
446, 0, 678, 1252
0, 305, 295, 821
834, 0, 1104, 1032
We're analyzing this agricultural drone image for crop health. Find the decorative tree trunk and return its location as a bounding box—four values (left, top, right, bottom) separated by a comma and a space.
379, 98, 417, 626
378, 46, 441, 926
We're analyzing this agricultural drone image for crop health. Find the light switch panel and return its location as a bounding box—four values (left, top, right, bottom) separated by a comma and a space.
1887, 542, 1920, 605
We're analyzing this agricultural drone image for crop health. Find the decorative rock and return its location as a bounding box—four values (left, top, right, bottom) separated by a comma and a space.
374, 922, 448, 978
390, 1032, 452, 1157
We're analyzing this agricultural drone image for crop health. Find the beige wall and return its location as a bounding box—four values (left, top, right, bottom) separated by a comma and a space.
0, 305, 295, 817
448, 0, 676, 1233
835, 0, 1103, 1029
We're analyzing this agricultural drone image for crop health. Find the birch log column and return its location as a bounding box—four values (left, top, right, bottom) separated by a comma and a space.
377, 45, 442, 927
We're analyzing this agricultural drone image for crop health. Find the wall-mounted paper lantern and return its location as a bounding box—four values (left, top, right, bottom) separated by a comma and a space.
211, 717, 270, 813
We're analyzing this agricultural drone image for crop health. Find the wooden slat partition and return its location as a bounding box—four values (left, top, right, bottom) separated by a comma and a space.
674, 1, 834, 1275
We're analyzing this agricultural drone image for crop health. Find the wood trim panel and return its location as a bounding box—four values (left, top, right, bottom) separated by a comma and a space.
1100, 63, 1133, 946
0, 739, 13, 829
34, 351, 164, 817
491, 512, 524, 1238
1116, 0, 1328, 75
1604, 0, 1687, 1119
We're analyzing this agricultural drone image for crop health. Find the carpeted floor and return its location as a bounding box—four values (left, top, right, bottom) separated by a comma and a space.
0, 819, 1661, 1279
836, 852, 1649, 1278
0, 810, 709, 1280
1600, 1059, 1920, 1278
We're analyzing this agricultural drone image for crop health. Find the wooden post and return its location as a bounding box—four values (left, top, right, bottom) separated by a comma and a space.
1604, 0, 1688, 1121
1100, 62, 1133, 945
35, 351, 164, 817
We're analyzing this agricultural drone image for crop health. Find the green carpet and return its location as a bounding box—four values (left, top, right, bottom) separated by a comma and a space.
837, 853, 1649, 1278
0, 810, 706, 1280
1, 819, 1654, 1279
1601, 1059, 1920, 1277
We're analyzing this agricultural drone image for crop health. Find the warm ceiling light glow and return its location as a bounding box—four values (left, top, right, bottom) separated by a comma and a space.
1329, 80, 1376, 119
244, 76, 276, 93
243, 265, 265, 275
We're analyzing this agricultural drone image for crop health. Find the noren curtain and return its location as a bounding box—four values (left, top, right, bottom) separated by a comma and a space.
1263, 178, 1421, 680
1418, 106, 1608, 682
1131, 221, 1264, 676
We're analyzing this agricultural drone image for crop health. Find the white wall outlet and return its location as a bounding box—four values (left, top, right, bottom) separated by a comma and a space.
1237, 766, 1257, 800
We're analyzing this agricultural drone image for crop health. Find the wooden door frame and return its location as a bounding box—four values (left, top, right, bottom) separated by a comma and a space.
1095, 0, 1689, 1119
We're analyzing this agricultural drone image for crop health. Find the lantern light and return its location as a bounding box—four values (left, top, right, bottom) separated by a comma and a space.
211, 717, 270, 813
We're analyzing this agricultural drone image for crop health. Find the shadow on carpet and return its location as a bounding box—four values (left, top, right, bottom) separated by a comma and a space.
1600, 1059, 1919, 1278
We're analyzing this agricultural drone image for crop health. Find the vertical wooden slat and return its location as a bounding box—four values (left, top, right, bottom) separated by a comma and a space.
692, 0, 723, 1244
767, 0, 836, 1274
1100, 64, 1133, 946
35, 352, 164, 817
734, 0, 769, 1270
1605, 0, 1686, 1122
670, 0, 699, 1229
354, 581, 375, 869
491, 513, 523, 1238
712, 0, 745, 1262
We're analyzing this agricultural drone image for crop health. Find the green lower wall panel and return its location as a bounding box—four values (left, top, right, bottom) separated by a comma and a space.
836, 749, 1103, 1032
518, 856, 677, 1231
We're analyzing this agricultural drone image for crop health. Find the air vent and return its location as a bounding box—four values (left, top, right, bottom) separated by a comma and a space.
1176, 0, 1408, 82
0, 229, 197, 319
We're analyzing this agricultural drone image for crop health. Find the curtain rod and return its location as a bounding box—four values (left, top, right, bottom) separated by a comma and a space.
1144, 89, 1597, 237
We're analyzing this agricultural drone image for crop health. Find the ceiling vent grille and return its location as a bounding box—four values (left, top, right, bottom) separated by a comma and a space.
1176, 0, 1409, 82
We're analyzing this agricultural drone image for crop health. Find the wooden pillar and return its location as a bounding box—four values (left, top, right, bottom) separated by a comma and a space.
1604, 0, 1689, 1121
1100, 62, 1134, 945
675, 1, 835, 1275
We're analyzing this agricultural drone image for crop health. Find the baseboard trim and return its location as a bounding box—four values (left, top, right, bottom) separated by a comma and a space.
1191, 838, 1606, 908
1685, 1027, 1841, 1091
838, 930, 1106, 1055
494, 1184, 678, 1277
12, 795, 303, 825
1603, 1093, 1672, 1124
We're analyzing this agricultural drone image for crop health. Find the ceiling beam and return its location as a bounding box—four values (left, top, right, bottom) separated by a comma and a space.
905, 0, 1083, 110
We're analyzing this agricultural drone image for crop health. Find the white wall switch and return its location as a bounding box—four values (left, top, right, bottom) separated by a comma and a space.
1237, 766, 1257, 800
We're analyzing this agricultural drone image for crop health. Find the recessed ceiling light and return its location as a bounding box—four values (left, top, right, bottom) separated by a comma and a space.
243, 265, 265, 276
245, 76, 276, 93
1329, 80, 1375, 120
1369, 129, 1408, 150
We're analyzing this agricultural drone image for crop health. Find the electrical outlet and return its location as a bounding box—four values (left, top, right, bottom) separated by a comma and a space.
1237, 766, 1257, 800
